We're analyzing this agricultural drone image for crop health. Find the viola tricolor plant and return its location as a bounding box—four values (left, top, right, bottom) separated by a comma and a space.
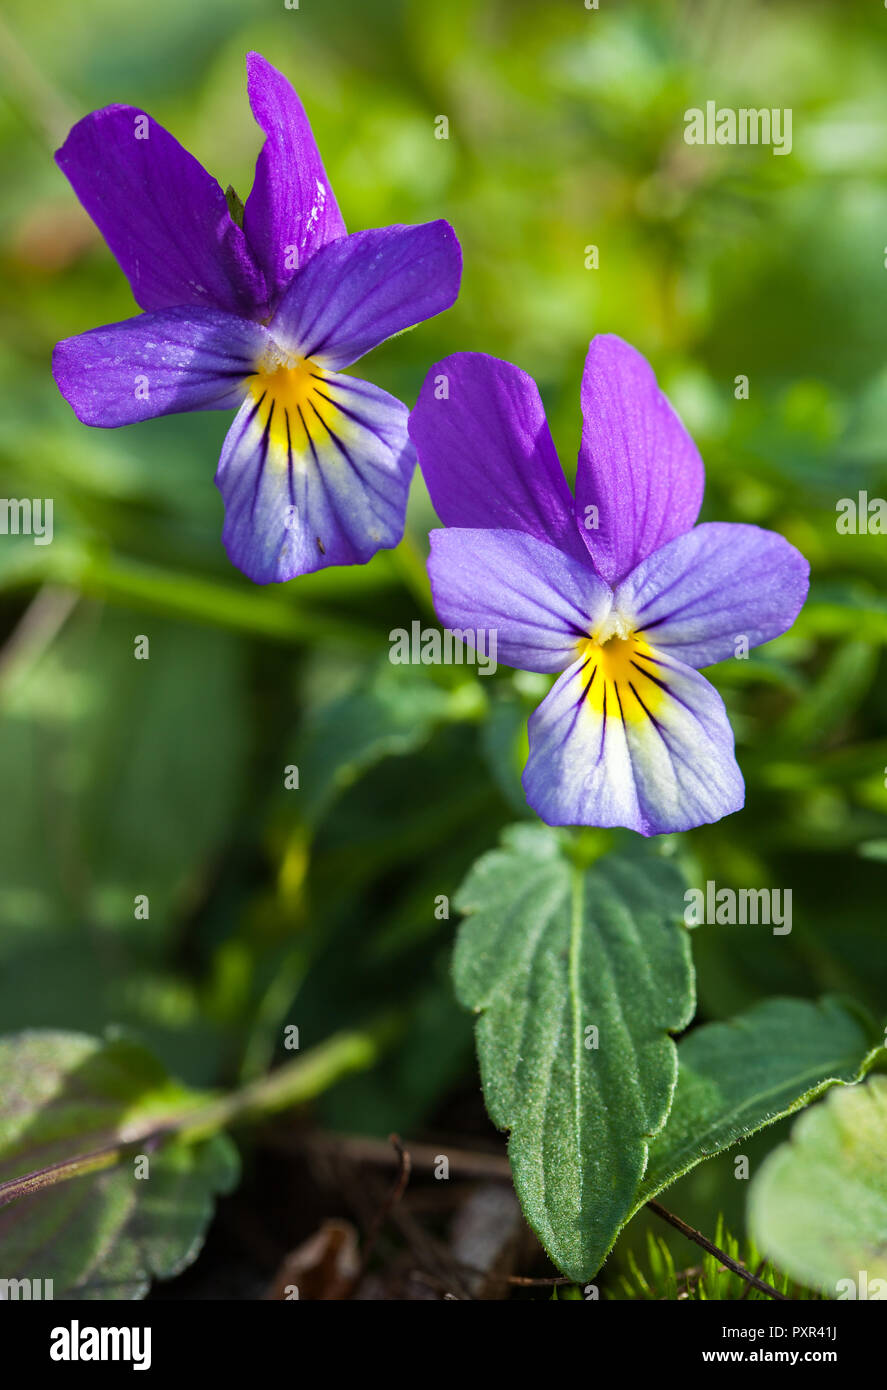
52, 52, 462, 583
410, 336, 810, 835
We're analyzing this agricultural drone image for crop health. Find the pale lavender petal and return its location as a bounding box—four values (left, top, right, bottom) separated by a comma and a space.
615, 522, 810, 669
410, 353, 587, 559
216, 369, 414, 583
56, 106, 266, 317
523, 644, 744, 834
269, 222, 461, 370
427, 528, 612, 673
52, 307, 270, 426
242, 52, 346, 300
575, 335, 705, 584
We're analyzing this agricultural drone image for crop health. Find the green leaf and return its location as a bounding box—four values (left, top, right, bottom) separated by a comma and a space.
453, 825, 694, 1282
774, 639, 878, 749
638, 996, 882, 1208
797, 585, 887, 645
0, 607, 246, 939
297, 660, 484, 824
0, 1031, 239, 1299
479, 687, 535, 816
748, 1075, 887, 1293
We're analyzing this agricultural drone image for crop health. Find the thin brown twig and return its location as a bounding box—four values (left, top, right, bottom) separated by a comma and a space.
354, 1134, 412, 1285
741, 1259, 769, 1300
388, 1199, 474, 1300
443, 1256, 572, 1288
502, 1273, 574, 1287
318, 1142, 472, 1299
292, 1129, 511, 1181
293, 1131, 785, 1300
646, 1200, 787, 1300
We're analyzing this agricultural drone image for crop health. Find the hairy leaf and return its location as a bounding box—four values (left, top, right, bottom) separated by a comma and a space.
0, 1031, 239, 1299
453, 825, 694, 1282
638, 995, 882, 1208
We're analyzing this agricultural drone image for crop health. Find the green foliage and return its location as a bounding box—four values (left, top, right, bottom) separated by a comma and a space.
748, 1076, 887, 1294
639, 996, 883, 1208
0, 1031, 239, 1298
614, 1220, 818, 1301
296, 660, 484, 824
453, 825, 694, 1281
0, 607, 246, 938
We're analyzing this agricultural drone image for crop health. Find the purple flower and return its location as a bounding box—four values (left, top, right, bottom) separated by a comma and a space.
52, 52, 462, 584
409, 336, 810, 835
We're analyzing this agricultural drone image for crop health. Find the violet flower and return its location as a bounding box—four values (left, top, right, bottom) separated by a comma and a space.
52, 52, 462, 583
409, 336, 809, 835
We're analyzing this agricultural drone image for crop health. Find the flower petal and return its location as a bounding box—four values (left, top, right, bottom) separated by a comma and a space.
215, 369, 414, 583
428, 528, 612, 674
523, 645, 744, 834
56, 106, 265, 317
52, 307, 270, 427
269, 222, 462, 370
575, 335, 705, 584
242, 52, 346, 301
615, 522, 810, 668
410, 352, 587, 559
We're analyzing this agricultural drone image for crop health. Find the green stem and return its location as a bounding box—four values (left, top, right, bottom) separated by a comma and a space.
180, 1014, 403, 1140
1, 544, 384, 650
0, 1148, 126, 1207
236, 947, 313, 1085
0, 1015, 402, 1209
77, 552, 380, 650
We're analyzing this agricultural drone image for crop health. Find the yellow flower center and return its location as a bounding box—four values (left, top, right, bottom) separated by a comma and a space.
575, 629, 667, 725
247, 353, 342, 455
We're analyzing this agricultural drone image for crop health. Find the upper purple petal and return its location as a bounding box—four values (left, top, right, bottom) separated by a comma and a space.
52, 307, 269, 427
427, 527, 613, 673
243, 52, 346, 301
410, 352, 587, 560
269, 222, 462, 370
55, 106, 266, 318
575, 335, 705, 584
615, 522, 810, 669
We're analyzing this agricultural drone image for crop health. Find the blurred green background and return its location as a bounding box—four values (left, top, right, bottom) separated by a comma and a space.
0, 0, 885, 1275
